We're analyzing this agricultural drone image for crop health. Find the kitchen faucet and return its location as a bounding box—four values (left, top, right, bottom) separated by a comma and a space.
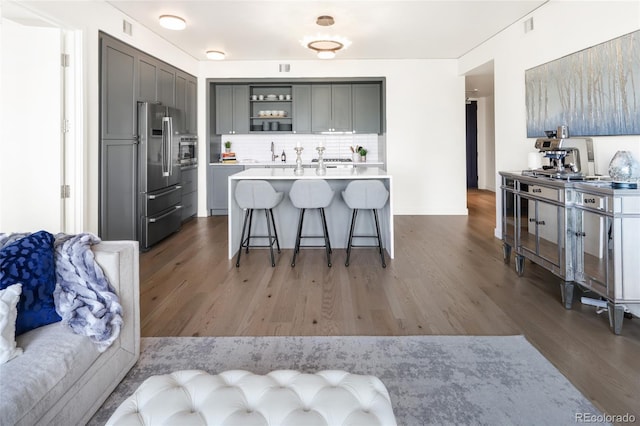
271, 141, 278, 161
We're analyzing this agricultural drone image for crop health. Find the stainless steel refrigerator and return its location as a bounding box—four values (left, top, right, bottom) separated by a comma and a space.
137, 102, 183, 250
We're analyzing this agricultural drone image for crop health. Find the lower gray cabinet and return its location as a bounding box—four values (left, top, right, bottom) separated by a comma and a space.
100, 139, 137, 240
181, 166, 197, 221
209, 165, 244, 215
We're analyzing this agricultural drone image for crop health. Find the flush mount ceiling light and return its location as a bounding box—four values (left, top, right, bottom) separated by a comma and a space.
159, 15, 186, 30
301, 15, 351, 59
206, 50, 226, 60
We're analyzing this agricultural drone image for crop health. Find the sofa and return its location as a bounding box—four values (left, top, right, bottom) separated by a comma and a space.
0, 240, 140, 426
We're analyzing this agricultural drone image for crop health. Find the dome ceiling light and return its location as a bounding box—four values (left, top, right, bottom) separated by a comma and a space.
206, 50, 226, 60
301, 15, 351, 59
159, 15, 186, 30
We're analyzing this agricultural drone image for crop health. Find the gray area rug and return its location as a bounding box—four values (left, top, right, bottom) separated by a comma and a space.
90, 335, 605, 425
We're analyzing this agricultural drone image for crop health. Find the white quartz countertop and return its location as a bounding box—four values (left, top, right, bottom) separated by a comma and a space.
210, 161, 384, 167
230, 166, 391, 180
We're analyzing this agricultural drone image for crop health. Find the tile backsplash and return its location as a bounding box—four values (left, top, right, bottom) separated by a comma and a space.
219, 134, 379, 163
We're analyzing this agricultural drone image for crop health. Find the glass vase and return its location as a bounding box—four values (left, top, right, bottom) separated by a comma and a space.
608, 150, 640, 182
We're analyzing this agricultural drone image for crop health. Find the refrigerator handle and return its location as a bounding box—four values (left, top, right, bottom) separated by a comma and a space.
162, 117, 170, 177
168, 117, 174, 176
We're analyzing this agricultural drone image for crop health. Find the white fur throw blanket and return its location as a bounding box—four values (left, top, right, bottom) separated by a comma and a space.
0, 232, 122, 351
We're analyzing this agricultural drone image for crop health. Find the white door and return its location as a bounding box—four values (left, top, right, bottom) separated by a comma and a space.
0, 17, 64, 233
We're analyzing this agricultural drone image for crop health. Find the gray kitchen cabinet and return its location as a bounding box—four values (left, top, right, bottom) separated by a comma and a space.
181, 166, 198, 221
157, 65, 176, 107
292, 85, 311, 133
100, 35, 136, 140
311, 84, 352, 132
137, 54, 157, 103
99, 32, 197, 241
352, 83, 382, 134
175, 71, 197, 134
136, 51, 175, 107
186, 77, 197, 133
215, 85, 249, 134
175, 73, 187, 133
100, 33, 138, 241
100, 139, 137, 240
209, 165, 244, 215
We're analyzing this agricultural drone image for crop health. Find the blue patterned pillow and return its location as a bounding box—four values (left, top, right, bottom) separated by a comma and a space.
0, 231, 61, 335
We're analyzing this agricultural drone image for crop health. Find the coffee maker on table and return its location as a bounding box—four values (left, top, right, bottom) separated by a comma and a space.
531, 125, 595, 180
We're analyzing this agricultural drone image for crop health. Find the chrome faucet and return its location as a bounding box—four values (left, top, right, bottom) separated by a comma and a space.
271, 141, 278, 161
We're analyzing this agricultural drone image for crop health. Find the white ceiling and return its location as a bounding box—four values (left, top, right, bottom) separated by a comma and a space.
3, 0, 547, 96
106, 0, 547, 61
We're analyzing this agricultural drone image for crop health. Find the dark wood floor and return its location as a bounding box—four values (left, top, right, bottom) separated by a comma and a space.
139, 190, 640, 420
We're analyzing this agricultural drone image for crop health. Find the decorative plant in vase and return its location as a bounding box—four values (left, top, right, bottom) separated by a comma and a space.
224, 141, 232, 153
358, 147, 368, 162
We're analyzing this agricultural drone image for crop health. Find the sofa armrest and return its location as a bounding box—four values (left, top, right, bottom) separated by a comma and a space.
92, 241, 140, 358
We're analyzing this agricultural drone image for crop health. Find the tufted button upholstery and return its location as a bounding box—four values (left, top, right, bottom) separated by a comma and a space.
107, 370, 397, 426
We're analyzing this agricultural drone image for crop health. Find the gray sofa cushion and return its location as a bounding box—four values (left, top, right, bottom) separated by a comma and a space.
0, 322, 101, 425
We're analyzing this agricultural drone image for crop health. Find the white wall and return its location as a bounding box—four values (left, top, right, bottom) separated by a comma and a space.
0, 18, 62, 232
198, 59, 468, 216
476, 96, 496, 191
459, 0, 640, 237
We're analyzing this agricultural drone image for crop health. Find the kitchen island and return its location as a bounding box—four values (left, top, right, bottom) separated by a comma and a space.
228, 167, 393, 260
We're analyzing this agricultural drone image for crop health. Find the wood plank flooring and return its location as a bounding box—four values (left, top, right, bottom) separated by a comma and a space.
139, 189, 640, 420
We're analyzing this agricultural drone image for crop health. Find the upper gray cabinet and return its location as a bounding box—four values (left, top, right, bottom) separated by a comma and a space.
352, 83, 382, 134
311, 84, 352, 133
157, 65, 176, 107
175, 71, 198, 134
292, 85, 311, 134
138, 54, 157, 103
216, 85, 249, 134
186, 77, 197, 133
101, 36, 136, 140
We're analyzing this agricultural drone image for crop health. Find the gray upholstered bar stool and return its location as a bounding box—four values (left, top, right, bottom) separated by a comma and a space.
342, 180, 390, 268
289, 179, 334, 267
235, 180, 284, 267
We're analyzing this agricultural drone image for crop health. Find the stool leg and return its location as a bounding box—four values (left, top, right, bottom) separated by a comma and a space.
270, 209, 281, 253
265, 209, 276, 267
291, 208, 305, 267
236, 208, 251, 267
320, 208, 332, 267
246, 209, 254, 253
345, 209, 358, 267
373, 209, 386, 268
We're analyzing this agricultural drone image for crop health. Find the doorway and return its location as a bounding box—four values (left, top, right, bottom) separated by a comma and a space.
466, 100, 478, 189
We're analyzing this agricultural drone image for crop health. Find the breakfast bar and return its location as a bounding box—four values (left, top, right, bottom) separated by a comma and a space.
227, 167, 394, 260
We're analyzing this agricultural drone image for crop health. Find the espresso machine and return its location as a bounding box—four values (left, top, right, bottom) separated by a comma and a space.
527, 127, 595, 179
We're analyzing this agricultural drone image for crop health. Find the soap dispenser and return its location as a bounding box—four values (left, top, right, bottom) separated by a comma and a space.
281, 150, 286, 162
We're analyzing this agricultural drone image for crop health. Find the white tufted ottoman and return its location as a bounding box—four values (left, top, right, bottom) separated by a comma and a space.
106, 370, 397, 426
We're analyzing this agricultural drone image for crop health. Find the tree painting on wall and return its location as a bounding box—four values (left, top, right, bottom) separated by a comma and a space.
526, 30, 640, 137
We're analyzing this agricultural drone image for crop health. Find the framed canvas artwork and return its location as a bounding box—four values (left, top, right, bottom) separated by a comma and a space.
526, 30, 640, 137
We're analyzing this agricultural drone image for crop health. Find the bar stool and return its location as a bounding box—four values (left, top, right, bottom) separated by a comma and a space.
342, 180, 389, 268
289, 180, 334, 267
235, 180, 283, 267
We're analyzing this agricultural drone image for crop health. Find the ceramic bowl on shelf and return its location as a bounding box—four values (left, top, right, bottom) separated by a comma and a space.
266, 94, 277, 100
